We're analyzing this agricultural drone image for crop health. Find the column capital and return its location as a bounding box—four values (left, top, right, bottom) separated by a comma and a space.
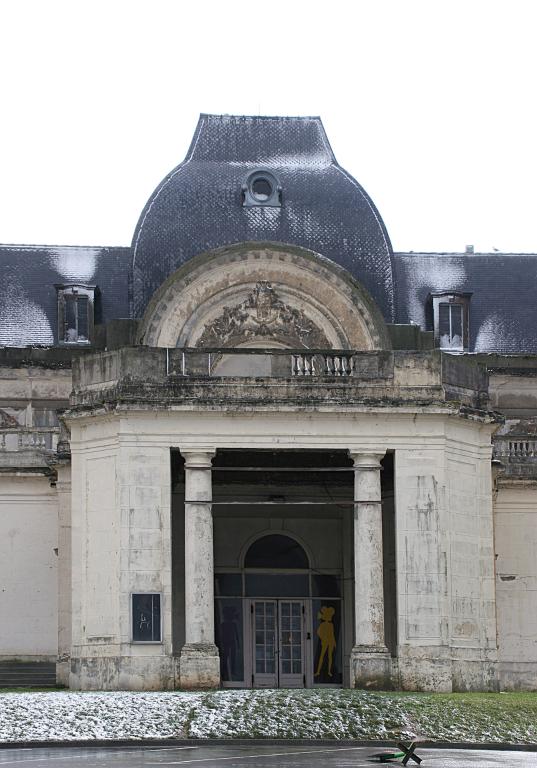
348, 450, 386, 470
180, 448, 216, 468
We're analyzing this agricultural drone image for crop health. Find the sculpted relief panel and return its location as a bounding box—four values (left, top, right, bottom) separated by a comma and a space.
196, 282, 330, 349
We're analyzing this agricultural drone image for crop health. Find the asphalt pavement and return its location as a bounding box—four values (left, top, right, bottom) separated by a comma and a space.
0, 743, 535, 767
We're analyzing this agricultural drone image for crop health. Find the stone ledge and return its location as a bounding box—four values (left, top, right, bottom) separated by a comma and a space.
68, 347, 495, 417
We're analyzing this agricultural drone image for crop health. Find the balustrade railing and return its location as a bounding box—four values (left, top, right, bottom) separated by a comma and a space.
495, 440, 537, 459
323, 354, 354, 376
509, 441, 537, 458
0, 429, 58, 452
493, 438, 537, 479
167, 348, 360, 378
291, 354, 316, 376
291, 353, 355, 376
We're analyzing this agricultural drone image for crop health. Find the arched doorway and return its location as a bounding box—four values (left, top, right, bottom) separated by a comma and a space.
214, 532, 343, 688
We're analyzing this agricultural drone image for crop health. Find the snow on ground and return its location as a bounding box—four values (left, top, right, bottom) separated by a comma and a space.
1, 690, 537, 743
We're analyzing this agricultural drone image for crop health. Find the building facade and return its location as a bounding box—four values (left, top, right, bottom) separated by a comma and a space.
0, 115, 536, 692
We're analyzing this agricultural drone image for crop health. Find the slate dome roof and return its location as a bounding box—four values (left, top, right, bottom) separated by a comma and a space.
132, 114, 395, 321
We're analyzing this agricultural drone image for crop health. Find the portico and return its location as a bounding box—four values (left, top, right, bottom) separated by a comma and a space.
64, 343, 498, 692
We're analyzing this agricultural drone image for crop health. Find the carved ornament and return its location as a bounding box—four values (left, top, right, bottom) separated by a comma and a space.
196, 282, 330, 349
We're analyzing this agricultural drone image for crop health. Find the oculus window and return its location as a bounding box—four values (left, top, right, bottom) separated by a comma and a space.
132, 593, 161, 642
56, 284, 96, 344
431, 292, 471, 352
242, 170, 282, 207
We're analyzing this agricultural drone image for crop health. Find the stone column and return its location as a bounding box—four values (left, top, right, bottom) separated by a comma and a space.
179, 449, 220, 688
349, 451, 391, 689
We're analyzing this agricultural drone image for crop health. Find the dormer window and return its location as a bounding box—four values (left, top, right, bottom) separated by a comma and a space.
56, 284, 96, 345
431, 292, 471, 352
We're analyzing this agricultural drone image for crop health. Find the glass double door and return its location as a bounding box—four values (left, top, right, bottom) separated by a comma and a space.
252, 599, 305, 688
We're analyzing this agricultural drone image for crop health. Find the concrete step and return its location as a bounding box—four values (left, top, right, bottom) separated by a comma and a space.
0, 662, 56, 688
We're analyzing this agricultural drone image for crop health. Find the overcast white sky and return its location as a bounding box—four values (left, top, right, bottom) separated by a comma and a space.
0, 0, 536, 253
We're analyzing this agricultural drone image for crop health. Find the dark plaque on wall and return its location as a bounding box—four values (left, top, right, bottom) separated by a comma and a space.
132, 593, 161, 642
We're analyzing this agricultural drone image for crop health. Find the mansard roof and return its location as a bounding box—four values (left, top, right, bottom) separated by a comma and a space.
131, 114, 395, 321
0, 115, 536, 356
0, 244, 130, 346
393, 251, 537, 354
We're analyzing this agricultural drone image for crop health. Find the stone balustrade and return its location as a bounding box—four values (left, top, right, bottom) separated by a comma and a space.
0, 428, 58, 453
291, 353, 355, 376
493, 437, 537, 479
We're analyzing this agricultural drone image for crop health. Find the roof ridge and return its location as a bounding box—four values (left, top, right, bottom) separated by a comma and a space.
200, 113, 323, 121
395, 250, 537, 257
0, 243, 131, 251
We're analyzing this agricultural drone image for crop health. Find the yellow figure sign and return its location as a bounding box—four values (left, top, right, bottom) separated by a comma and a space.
314, 605, 337, 678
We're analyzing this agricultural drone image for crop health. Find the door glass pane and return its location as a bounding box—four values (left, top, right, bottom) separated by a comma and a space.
254, 601, 277, 675
312, 599, 342, 684
279, 601, 303, 679
215, 598, 244, 682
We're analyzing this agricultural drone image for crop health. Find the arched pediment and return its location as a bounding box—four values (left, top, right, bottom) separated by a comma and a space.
140, 242, 391, 351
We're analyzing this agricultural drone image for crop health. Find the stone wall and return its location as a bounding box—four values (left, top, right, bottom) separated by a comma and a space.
0, 362, 71, 665
0, 474, 58, 659
495, 482, 537, 689
69, 416, 174, 690
394, 418, 497, 691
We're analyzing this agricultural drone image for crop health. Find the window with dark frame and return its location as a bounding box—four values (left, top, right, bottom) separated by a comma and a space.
132, 593, 161, 642
56, 284, 96, 345
431, 292, 472, 352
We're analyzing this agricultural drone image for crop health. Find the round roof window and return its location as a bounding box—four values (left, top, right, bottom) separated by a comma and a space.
242, 169, 281, 207
251, 177, 273, 201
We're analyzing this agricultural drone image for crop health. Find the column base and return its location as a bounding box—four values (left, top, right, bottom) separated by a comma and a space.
351, 645, 392, 690
179, 643, 220, 689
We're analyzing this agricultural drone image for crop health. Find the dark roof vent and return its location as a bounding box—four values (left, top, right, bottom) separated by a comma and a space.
242, 169, 282, 207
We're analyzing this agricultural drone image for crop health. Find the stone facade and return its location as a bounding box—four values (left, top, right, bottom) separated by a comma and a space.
1, 115, 537, 692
